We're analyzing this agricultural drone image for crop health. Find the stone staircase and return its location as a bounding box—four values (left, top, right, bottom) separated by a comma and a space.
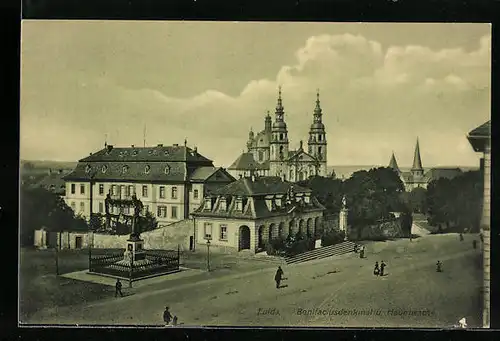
285, 241, 358, 265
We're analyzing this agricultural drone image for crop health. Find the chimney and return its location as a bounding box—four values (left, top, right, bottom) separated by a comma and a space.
157, 144, 163, 147
106, 145, 113, 152
131, 144, 134, 148
173, 143, 179, 147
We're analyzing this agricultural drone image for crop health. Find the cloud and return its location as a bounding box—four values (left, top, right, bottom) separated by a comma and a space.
20, 31, 491, 167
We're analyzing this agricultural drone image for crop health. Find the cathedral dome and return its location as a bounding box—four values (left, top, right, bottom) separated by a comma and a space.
272, 121, 287, 129
310, 122, 325, 130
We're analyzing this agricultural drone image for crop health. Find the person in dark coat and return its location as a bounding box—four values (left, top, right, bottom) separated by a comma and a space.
115, 279, 123, 297
360, 246, 365, 259
373, 262, 380, 276
436, 261, 443, 272
163, 306, 173, 326
380, 261, 386, 276
275, 266, 284, 289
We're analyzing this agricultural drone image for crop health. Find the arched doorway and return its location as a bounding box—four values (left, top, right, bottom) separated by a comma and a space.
239, 225, 251, 251
257, 225, 265, 250
299, 219, 305, 235
314, 216, 322, 236
278, 222, 285, 239
307, 218, 313, 238
289, 219, 295, 237
269, 223, 275, 242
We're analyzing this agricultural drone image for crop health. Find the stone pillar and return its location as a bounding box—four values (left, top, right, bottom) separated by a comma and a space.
481, 139, 491, 328
339, 208, 348, 240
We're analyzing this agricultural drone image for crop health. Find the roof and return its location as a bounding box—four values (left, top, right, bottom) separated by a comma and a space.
411, 138, 423, 171
388, 153, 400, 172
228, 153, 269, 170
468, 120, 491, 137
35, 172, 69, 194
189, 167, 236, 183
79, 145, 212, 163
212, 176, 312, 197
467, 120, 491, 152
425, 167, 463, 182
401, 171, 429, 184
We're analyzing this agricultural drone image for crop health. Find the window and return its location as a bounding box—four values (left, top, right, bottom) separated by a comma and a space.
143, 205, 149, 215
98, 202, 103, 213
142, 185, 148, 197
80, 184, 85, 194
71, 184, 76, 194
235, 198, 242, 211
219, 225, 228, 241
164, 165, 170, 175
319, 134, 322, 141
128, 185, 134, 197
99, 184, 104, 195
171, 206, 178, 219
159, 186, 165, 199
120, 185, 126, 197
258, 150, 263, 161
71, 202, 76, 211
204, 223, 212, 240
280, 133, 284, 140
124, 207, 130, 214
219, 198, 227, 211
157, 206, 167, 218
193, 189, 199, 199
101, 165, 107, 173
171, 187, 178, 199
111, 185, 117, 196
145, 165, 151, 174
205, 198, 212, 210
80, 202, 85, 212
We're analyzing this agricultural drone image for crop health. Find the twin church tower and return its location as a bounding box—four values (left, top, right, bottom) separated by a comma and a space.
228, 87, 328, 182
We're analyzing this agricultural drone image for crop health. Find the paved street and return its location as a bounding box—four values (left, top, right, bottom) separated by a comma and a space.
27, 234, 482, 328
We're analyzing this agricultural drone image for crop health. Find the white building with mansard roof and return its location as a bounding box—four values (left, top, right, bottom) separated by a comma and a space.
191, 175, 325, 253
63, 141, 235, 227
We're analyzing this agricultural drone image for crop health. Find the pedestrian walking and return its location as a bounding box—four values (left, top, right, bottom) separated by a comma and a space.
115, 279, 123, 297
436, 260, 443, 272
275, 266, 284, 289
373, 261, 380, 276
163, 306, 173, 326
360, 245, 365, 259
380, 261, 386, 276
459, 233, 464, 242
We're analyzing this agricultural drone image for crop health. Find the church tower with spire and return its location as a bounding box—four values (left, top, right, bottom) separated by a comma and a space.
388, 151, 400, 174
307, 90, 328, 175
269, 86, 289, 176
411, 138, 424, 178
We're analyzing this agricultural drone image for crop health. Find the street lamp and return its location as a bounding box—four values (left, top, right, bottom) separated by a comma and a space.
206, 239, 211, 272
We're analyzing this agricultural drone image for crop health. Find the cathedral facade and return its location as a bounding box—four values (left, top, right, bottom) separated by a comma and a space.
228, 87, 328, 182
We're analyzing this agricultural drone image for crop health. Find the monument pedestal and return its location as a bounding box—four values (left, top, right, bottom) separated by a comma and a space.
127, 237, 146, 262
340, 208, 348, 240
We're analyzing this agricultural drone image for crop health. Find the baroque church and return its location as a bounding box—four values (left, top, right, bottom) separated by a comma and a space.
228, 87, 328, 182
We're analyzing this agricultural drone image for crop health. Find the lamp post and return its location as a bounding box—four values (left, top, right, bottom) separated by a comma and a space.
88, 172, 96, 268
206, 239, 211, 272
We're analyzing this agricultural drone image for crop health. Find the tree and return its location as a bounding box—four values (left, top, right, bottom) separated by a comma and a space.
137, 211, 158, 232
20, 186, 88, 246
343, 167, 406, 230
407, 187, 427, 213
426, 171, 482, 232
296, 175, 343, 215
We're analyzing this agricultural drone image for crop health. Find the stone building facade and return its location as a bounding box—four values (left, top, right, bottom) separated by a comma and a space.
228, 88, 328, 181
191, 175, 325, 253
63, 141, 235, 227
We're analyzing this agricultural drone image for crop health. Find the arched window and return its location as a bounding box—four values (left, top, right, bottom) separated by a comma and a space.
145, 165, 151, 174
258, 150, 264, 161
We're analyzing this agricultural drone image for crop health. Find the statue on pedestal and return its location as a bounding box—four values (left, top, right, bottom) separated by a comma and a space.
341, 195, 347, 210
129, 194, 144, 240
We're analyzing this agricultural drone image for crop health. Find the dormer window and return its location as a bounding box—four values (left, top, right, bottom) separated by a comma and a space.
204, 197, 213, 210
304, 194, 311, 204
164, 151, 169, 156
219, 197, 227, 211
119, 151, 124, 157
85, 164, 92, 174
145, 165, 151, 174
122, 165, 129, 174
235, 197, 243, 211
275, 196, 282, 208
164, 165, 170, 175
132, 150, 138, 156
101, 165, 108, 173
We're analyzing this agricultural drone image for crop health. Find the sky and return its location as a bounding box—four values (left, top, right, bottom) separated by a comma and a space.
20, 21, 491, 167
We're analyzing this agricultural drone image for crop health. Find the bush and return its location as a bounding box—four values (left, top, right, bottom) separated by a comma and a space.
266, 235, 315, 257
321, 230, 345, 247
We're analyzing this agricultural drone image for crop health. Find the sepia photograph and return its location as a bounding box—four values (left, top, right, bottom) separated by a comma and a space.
19, 21, 491, 328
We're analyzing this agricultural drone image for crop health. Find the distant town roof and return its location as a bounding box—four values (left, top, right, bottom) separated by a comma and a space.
228, 152, 269, 170
425, 167, 463, 182
212, 176, 312, 197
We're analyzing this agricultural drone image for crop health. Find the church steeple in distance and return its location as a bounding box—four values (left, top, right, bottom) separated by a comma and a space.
411, 138, 424, 176
308, 89, 328, 174
388, 151, 400, 173
270, 86, 289, 163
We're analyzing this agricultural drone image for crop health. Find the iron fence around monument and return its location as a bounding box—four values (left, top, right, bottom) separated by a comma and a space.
89, 247, 180, 280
